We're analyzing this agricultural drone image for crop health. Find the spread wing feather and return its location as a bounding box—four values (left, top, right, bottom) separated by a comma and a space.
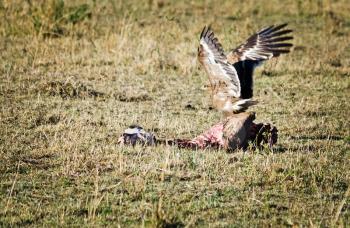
227, 23, 293, 64
198, 26, 241, 98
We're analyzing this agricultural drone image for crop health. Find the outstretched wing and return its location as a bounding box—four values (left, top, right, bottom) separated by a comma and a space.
227, 24, 293, 64
198, 26, 241, 113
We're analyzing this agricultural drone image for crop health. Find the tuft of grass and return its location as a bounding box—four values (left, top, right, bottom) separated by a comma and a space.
0, 0, 349, 226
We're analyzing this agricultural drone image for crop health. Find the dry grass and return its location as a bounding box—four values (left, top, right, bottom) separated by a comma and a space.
1, 0, 350, 226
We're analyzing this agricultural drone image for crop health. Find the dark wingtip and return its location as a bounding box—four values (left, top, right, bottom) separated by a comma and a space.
259, 25, 274, 35
270, 49, 291, 55
273, 23, 288, 31
200, 25, 214, 40
266, 29, 293, 38
266, 43, 293, 48
200, 26, 207, 39
260, 23, 292, 36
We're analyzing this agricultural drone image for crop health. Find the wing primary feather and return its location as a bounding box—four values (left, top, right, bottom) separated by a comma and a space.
258, 25, 275, 35
264, 43, 293, 48
265, 29, 293, 38
266, 36, 294, 43
259, 23, 288, 35
227, 23, 293, 63
200, 26, 207, 39
266, 49, 291, 54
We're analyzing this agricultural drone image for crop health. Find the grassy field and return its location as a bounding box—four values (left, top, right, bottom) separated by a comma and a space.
1, 0, 349, 226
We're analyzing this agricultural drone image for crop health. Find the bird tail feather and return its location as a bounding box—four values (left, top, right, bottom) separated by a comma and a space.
232, 99, 258, 113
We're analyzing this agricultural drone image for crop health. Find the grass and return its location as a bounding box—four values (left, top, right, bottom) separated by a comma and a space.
0, 0, 349, 226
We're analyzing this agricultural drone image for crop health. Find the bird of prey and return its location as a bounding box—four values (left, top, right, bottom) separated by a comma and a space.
198, 23, 293, 116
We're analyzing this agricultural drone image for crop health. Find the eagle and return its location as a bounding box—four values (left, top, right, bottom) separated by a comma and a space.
198, 23, 293, 116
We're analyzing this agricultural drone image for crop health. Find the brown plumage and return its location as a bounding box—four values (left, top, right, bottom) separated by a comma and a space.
198, 24, 293, 117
